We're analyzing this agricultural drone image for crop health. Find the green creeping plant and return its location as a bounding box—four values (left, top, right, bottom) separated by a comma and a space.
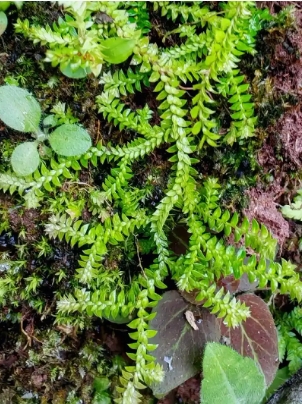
0, 85, 92, 176
0, 2, 299, 404
14, 1, 140, 78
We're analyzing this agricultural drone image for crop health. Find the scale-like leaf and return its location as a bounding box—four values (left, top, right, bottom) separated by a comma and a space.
11, 142, 40, 176
148, 290, 220, 398
0, 85, 41, 132
201, 342, 266, 404
49, 124, 92, 156
220, 294, 279, 386
101, 37, 136, 64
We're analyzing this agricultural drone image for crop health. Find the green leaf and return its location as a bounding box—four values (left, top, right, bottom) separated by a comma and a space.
0, 11, 8, 36
49, 124, 92, 156
215, 30, 225, 43
220, 18, 231, 31
191, 106, 199, 119
192, 121, 201, 135
93, 377, 111, 404
0, 85, 41, 132
93, 377, 110, 393
43, 114, 58, 129
0, 2, 10, 12
149, 71, 160, 83
201, 342, 266, 404
11, 142, 40, 176
14, 1, 24, 10
60, 64, 90, 79
101, 37, 136, 64
282, 202, 302, 221
102, 312, 135, 324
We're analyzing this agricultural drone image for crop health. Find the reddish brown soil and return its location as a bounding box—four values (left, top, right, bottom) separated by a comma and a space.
244, 187, 290, 249
244, 2, 302, 260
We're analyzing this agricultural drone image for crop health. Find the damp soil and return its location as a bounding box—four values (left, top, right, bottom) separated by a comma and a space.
1, 1, 302, 403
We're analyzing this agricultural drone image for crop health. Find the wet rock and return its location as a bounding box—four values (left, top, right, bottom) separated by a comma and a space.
267, 368, 302, 404
0, 233, 16, 249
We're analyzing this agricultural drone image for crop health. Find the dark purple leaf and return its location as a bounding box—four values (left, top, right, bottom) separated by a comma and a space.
220, 293, 279, 386
149, 290, 220, 398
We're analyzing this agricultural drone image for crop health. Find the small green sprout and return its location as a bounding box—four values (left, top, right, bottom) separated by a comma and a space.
0, 85, 92, 176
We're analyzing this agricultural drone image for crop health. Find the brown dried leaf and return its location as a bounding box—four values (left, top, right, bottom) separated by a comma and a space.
185, 310, 199, 330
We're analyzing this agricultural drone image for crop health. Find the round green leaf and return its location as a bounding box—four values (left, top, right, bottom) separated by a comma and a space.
49, 124, 92, 156
43, 114, 58, 130
0, 85, 41, 132
0, 11, 8, 36
60, 64, 90, 79
101, 37, 136, 64
11, 142, 40, 176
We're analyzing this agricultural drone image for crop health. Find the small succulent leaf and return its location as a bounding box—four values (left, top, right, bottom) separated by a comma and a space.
11, 142, 40, 176
201, 342, 266, 404
220, 294, 279, 386
49, 124, 92, 156
0, 11, 8, 36
101, 37, 136, 64
0, 85, 41, 132
148, 290, 220, 398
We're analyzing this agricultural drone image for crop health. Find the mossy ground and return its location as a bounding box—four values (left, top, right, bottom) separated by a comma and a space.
1, 2, 302, 403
